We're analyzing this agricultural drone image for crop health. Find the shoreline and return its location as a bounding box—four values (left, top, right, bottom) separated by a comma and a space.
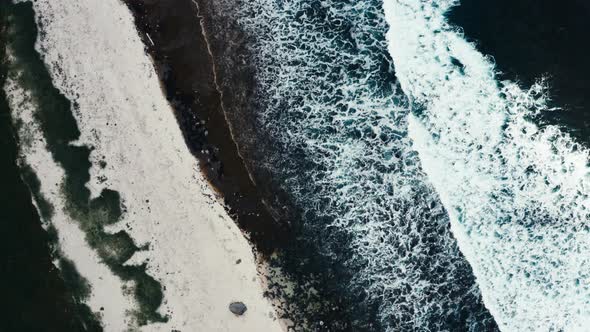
123, 2, 368, 329
121, 2, 299, 328
122, 0, 291, 257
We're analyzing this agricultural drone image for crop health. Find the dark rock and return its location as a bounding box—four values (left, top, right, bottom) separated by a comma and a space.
229, 302, 247, 315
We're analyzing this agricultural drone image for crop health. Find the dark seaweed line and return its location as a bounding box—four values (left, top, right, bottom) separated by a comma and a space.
4, 2, 166, 326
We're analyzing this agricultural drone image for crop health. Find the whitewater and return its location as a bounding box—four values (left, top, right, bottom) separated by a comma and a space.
214, 0, 495, 330
211, 0, 590, 329
384, 0, 590, 330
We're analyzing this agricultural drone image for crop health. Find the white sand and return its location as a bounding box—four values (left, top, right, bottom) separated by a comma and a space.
8, 0, 283, 330
5, 67, 138, 331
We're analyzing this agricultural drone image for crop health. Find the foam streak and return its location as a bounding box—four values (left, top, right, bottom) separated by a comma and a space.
384, 0, 590, 330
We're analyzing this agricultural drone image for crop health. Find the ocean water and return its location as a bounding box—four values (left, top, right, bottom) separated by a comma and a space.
4, 0, 590, 330
221, 0, 496, 330
447, 0, 590, 146
385, 0, 590, 330
213, 0, 590, 330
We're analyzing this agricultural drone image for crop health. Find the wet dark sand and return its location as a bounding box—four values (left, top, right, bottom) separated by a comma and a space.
122, 1, 368, 330
122, 0, 290, 256
448, 0, 590, 145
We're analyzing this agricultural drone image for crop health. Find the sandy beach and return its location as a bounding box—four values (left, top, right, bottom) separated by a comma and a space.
5, 0, 284, 330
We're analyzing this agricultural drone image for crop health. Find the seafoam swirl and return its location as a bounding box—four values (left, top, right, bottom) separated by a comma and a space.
229, 0, 496, 330
384, 0, 590, 330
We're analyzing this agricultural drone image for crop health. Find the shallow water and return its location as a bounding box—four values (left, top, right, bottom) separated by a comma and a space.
207, 0, 496, 330
0, 3, 103, 330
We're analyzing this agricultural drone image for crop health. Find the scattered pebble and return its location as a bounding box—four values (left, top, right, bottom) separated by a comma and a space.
229, 302, 247, 316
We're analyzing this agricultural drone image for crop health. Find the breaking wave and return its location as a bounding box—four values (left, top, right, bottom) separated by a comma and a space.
384, 0, 590, 330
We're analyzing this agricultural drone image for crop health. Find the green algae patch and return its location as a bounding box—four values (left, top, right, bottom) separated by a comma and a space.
4, 1, 167, 325
58, 258, 104, 332
89, 189, 124, 226
59, 257, 93, 302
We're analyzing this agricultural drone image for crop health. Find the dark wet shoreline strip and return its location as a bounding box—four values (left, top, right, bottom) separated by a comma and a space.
122, 0, 290, 256
120, 1, 362, 329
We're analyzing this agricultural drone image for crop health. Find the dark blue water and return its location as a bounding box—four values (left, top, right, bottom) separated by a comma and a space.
448, 0, 590, 145
204, 0, 498, 330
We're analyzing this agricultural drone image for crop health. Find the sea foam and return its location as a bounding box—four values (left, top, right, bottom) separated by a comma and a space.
230, 0, 494, 329
383, 0, 590, 330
